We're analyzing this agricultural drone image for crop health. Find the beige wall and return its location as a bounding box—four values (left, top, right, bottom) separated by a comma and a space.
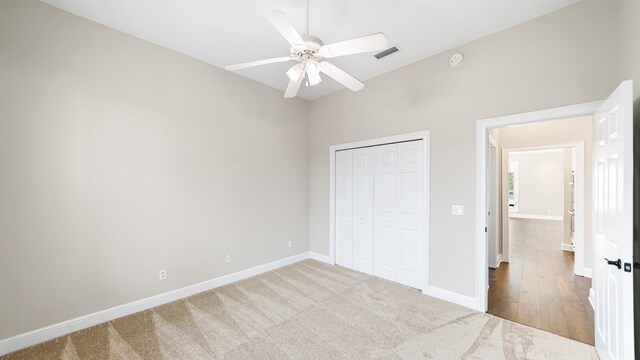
508, 150, 565, 217
494, 116, 594, 269
308, 0, 618, 297
619, 0, 640, 100
0, 0, 309, 339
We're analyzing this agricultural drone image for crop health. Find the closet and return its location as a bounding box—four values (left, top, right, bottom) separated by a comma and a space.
335, 140, 425, 289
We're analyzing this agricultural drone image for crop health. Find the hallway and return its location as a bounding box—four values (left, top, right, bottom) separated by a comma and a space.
488, 218, 594, 345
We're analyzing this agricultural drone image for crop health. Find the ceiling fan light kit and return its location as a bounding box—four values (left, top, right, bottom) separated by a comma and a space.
225, 5, 389, 98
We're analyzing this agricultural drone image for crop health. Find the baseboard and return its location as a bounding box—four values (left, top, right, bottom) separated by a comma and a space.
509, 213, 563, 221
561, 243, 575, 252
422, 285, 476, 310
581, 267, 593, 278
308, 251, 333, 265
496, 254, 503, 268
588, 288, 595, 310
0, 252, 309, 356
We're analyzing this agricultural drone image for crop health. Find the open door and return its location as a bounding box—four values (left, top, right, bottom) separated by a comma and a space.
594, 80, 634, 360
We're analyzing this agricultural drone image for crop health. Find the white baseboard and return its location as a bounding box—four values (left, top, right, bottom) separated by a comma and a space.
561, 243, 575, 252
509, 213, 563, 221
0, 252, 309, 356
422, 285, 476, 311
496, 254, 503, 268
588, 288, 595, 310
308, 251, 333, 265
581, 267, 592, 278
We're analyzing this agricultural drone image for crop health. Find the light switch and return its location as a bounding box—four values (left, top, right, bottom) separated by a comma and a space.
452, 205, 464, 216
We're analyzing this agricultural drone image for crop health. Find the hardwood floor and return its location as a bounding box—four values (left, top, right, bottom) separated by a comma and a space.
488, 218, 594, 345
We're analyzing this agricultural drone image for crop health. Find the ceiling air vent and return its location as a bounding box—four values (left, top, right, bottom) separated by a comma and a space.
374, 45, 400, 60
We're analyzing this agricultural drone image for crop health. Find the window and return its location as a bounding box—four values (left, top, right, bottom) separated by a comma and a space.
508, 161, 519, 213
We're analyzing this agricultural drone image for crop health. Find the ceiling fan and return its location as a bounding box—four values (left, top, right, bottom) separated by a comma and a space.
225, 4, 389, 98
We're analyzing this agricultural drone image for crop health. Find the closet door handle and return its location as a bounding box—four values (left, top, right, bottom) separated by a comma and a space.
604, 258, 621, 269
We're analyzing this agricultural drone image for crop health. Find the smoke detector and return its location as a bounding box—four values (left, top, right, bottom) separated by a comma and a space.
449, 53, 464, 67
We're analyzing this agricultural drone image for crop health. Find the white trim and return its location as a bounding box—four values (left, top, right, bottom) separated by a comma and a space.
561, 243, 575, 252
329, 131, 431, 291
308, 251, 333, 265
476, 100, 602, 312
510, 148, 565, 155
422, 286, 476, 310
0, 252, 309, 356
488, 134, 497, 147
588, 288, 595, 310
495, 253, 504, 268
581, 267, 592, 279
508, 213, 563, 221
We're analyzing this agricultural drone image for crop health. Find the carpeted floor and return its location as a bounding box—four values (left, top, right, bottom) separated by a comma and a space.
1, 259, 598, 359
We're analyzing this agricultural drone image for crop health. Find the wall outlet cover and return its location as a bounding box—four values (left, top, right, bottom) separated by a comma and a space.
159, 269, 167, 281
225, 254, 232, 263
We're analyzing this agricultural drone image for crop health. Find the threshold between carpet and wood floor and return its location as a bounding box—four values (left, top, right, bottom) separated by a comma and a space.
1, 259, 597, 359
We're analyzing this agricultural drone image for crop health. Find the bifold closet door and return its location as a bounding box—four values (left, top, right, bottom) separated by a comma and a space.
352, 148, 374, 274
335, 150, 353, 268
373, 143, 398, 281
395, 141, 424, 288
373, 141, 424, 289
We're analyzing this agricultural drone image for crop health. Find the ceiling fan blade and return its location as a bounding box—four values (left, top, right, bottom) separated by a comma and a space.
263, 9, 306, 49
225, 56, 293, 71
284, 64, 305, 98
319, 62, 364, 92
319, 33, 388, 59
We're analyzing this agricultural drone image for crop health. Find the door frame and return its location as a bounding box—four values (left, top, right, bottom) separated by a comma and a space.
475, 101, 603, 312
329, 131, 430, 290
501, 142, 587, 277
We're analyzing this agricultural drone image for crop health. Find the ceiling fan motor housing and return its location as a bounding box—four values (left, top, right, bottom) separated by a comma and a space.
292, 35, 324, 60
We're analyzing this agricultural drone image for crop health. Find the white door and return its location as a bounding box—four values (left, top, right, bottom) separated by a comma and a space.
373, 143, 397, 281
335, 150, 353, 268
594, 80, 634, 360
487, 137, 498, 268
352, 148, 374, 274
395, 141, 424, 288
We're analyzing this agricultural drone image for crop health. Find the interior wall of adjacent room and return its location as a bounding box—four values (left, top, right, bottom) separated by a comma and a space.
497, 116, 593, 268
508, 149, 565, 218
308, 0, 618, 298
0, 0, 310, 340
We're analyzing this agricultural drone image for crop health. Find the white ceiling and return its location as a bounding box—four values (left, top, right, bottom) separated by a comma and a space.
40, 0, 580, 101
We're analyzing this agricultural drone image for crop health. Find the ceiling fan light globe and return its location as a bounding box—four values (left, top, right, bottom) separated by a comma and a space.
308, 73, 322, 86
286, 64, 304, 81
306, 62, 320, 77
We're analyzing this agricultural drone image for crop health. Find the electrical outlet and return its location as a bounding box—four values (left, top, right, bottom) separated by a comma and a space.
159, 269, 167, 281
225, 254, 232, 263
288, 241, 292, 248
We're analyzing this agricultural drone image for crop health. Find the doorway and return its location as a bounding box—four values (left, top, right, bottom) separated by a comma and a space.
486, 139, 594, 344
476, 82, 635, 359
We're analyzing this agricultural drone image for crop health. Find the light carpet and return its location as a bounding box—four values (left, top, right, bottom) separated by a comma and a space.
2, 259, 598, 359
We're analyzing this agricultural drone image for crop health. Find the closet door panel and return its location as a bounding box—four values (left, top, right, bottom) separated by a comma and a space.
352, 148, 374, 274
336, 150, 353, 268
395, 141, 424, 289
373, 144, 397, 281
